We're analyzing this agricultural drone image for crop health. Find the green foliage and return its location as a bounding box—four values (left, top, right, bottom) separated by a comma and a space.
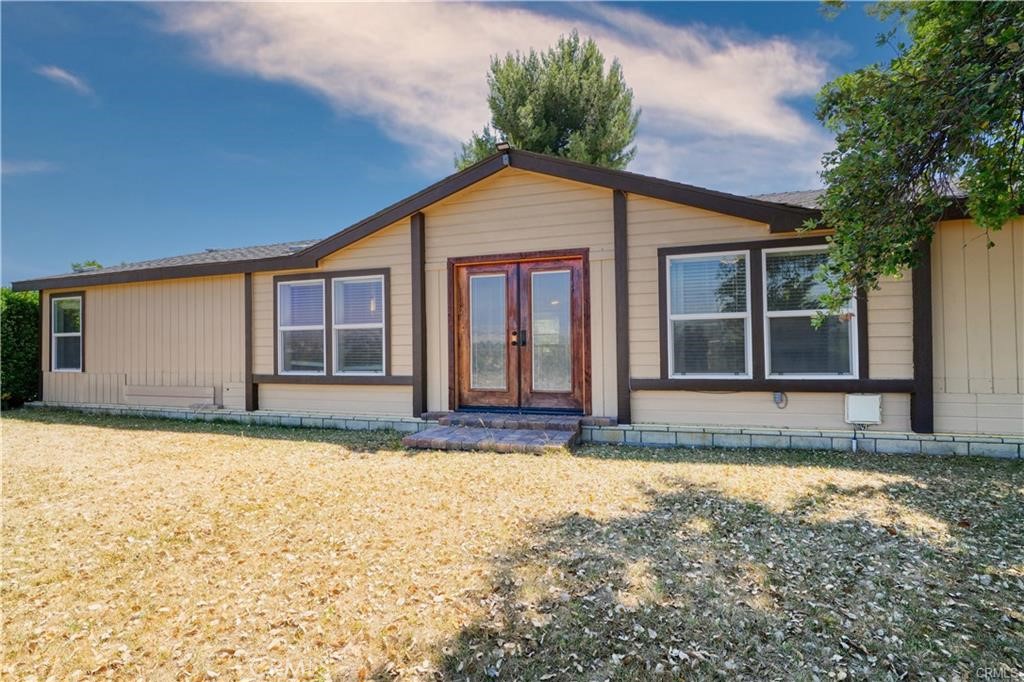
1, 289, 40, 407
71, 260, 102, 273
457, 31, 640, 170
814, 1, 1024, 312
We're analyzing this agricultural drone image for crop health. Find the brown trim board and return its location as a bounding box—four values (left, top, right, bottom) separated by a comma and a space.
631, 378, 914, 393
613, 190, 631, 423
243, 273, 256, 411
910, 240, 934, 433
253, 374, 412, 386
410, 212, 427, 417
272, 268, 392, 378
13, 150, 820, 292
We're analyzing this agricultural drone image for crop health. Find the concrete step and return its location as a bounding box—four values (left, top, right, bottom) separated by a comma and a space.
402, 425, 577, 454
437, 411, 582, 432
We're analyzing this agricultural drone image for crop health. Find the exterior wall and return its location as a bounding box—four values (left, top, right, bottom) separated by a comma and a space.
41, 275, 245, 408
250, 219, 413, 416
257, 384, 411, 416
421, 168, 618, 416
625, 193, 914, 432
932, 218, 1024, 435
252, 219, 412, 376
868, 272, 914, 379
631, 391, 911, 431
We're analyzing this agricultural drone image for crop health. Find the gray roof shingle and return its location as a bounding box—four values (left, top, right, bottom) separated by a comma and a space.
35, 239, 319, 282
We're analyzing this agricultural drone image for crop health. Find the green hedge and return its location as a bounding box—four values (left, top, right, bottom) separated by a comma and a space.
1, 289, 40, 408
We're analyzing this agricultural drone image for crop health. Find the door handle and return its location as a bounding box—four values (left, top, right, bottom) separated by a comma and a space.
518, 329, 527, 346
510, 329, 518, 346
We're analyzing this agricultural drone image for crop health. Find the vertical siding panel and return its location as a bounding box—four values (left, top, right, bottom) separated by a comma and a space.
963, 225, 993, 393
988, 225, 1018, 393
931, 234, 945, 393
939, 221, 969, 393
1013, 220, 1024, 394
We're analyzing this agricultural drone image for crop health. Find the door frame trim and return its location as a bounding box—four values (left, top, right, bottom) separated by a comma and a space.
447, 248, 591, 414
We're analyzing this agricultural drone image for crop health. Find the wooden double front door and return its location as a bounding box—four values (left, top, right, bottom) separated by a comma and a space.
453, 253, 588, 412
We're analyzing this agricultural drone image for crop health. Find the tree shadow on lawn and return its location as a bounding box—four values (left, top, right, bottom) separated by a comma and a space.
2, 406, 406, 453
422, 475, 1023, 681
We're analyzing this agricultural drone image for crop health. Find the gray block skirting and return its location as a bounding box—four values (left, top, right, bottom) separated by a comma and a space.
580, 423, 1023, 459
22, 402, 1024, 460
25, 401, 433, 435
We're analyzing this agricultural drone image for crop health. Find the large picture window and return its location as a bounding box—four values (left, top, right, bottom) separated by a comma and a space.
332, 275, 385, 375
277, 280, 325, 374
51, 295, 83, 372
666, 251, 750, 377
763, 246, 856, 377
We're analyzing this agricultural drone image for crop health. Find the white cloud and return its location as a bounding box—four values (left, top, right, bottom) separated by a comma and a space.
34, 65, 93, 96
1, 159, 61, 177
159, 3, 831, 192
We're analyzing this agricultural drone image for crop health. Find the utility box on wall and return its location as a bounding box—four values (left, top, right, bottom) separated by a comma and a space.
845, 393, 882, 425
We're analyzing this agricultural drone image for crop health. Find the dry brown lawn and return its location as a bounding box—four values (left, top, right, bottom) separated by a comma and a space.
2, 408, 1022, 681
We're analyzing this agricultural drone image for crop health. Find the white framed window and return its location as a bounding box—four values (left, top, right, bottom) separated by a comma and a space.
277, 280, 325, 375
51, 295, 83, 372
666, 251, 751, 378
332, 275, 385, 375
763, 245, 857, 378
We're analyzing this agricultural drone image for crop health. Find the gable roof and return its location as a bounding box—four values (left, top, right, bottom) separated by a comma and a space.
13, 150, 818, 291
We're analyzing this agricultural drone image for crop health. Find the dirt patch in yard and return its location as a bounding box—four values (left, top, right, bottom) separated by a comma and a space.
2, 409, 1021, 680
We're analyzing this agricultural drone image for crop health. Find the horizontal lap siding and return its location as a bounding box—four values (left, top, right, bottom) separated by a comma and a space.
627, 195, 771, 379
422, 168, 616, 415
632, 391, 911, 431
257, 384, 412, 416
932, 218, 1024, 435
41, 275, 244, 406
868, 274, 913, 379
252, 220, 412, 376
250, 220, 413, 415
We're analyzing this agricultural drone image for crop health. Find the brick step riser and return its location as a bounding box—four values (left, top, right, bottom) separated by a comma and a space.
402, 425, 577, 454
437, 414, 581, 432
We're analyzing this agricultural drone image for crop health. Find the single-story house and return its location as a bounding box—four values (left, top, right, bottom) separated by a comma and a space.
13, 150, 1024, 455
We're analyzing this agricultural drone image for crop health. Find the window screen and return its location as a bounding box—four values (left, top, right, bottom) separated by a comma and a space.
666, 252, 749, 376
764, 248, 854, 376
278, 281, 325, 374
333, 276, 385, 374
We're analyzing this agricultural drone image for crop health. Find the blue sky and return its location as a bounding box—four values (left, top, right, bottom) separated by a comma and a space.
2, 2, 898, 285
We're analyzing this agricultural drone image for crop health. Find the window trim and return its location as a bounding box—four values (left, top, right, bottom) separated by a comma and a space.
665, 250, 752, 379
762, 244, 858, 380
272, 268, 391, 379
50, 292, 84, 373
331, 274, 387, 376
276, 279, 327, 376
655, 236, 871, 390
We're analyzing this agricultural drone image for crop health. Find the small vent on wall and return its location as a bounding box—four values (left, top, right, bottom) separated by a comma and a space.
845, 393, 882, 425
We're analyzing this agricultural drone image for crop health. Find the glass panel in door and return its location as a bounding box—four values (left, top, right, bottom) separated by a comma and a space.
470, 274, 507, 390
530, 270, 572, 392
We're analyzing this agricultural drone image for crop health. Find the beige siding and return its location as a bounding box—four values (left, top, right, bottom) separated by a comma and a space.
249, 219, 412, 415
932, 218, 1024, 434
627, 194, 771, 379
258, 384, 412, 416
41, 275, 245, 406
422, 168, 617, 415
252, 219, 412, 376
868, 273, 914, 379
633, 391, 911, 431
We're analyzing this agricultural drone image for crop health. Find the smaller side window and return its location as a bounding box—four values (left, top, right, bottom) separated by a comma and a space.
332, 275, 385, 375
277, 281, 325, 375
52, 295, 83, 372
